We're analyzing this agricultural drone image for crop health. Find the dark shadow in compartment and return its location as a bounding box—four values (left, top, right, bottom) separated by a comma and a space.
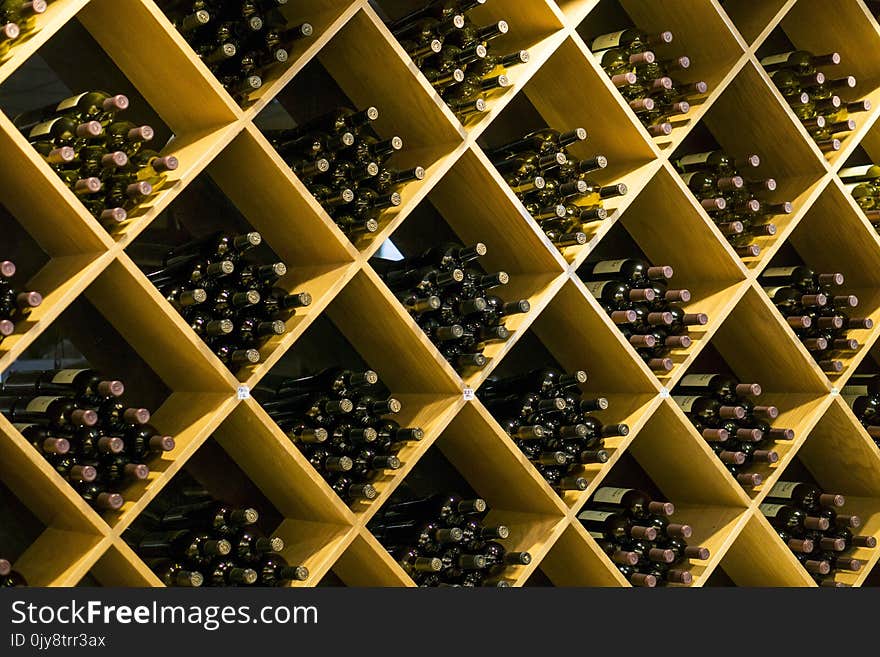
317, 570, 347, 586
702, 564, 736, 586
523, 567, 555, 587
0, 479, 44, 567
74, 572, 101, 587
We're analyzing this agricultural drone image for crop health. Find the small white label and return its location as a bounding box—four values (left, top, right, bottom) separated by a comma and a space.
659, 387, 670, 398
51, 369, 88, 385
592, 486, 631, 505
25, 396, 62, 413
759, 502, 786, 517
767, 481, 798, 499
577, 509, 615, 522
677, 152, 712, 167
29, 117, 61, 139
679, 374, 718, 388
590, 30, 625, 52
584, 280, 612, 297
762, 266, 799, 278
237, 386, 250, 400
463, 387, 475, 401
672, 395, 700, 412
760, 52, 793, 67
830, 387, 839, 395
591, 259, 627, 275
55, 92, 90, 112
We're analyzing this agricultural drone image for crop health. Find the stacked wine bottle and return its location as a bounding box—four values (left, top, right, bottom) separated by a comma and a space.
839, 163, 880, 229
12, 90, 177, 229
672, 149, 792, 259
374, 241, 522, 374
126, 480, 308, 587
0, 260, 41, 345
0, 1, 50, 57
483, 127, 625, 250
760, 480, 875, 586
161, 0, 313, 105
759, 49, 871, 153
580, 257, 708, 373
590, 27, 709, 137
263, 106, 425, 241
842, 373, 880, 448
0, 367, 174, 512
673, 374, 794, 489
479, 367, 629, 494
385, 0, 528, 122
760, 265, 870, 374
578, 486, 709, 587
135, 230, 311, 372
254, 367, 423, 506
0, 557, 26, 587
370, 491, 530, 587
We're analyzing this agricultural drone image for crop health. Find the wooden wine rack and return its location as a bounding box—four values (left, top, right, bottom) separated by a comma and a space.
3, 0, 880, 588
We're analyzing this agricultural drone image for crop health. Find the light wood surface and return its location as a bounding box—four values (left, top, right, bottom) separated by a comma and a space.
0, 0, 878, 588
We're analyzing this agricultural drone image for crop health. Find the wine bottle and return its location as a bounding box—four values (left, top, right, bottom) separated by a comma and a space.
760, 502, 830, 533
151, 559, 204, 587
136, 529, 232, 562
590, 487, 674, 519
0, 395, 98, 429
765, 481, 844, 511
577, 508, 657, 541
160, 500, 259, 534
258, 554, 309, 586
2, 368, 124, 402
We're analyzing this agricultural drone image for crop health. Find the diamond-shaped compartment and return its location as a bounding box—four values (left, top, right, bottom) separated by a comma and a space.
573, 0, 747, 151
671, 60, 828, 271
123, 432, 356, 586
517, 277, 663, 507
674, 284, 832, 499
370, 144, 567, 389
576, 164, 750, 387
725, 398, 880, 586
247, 267, 463, 521
3, 259, 236, 533
253, 7, 464, 255
759, 180, 880, 384
756, 0, 880, 166
476, 35, 659, 266
0, 2, 242, 245
543, 400, 750, 587
365, 401, 569, 586
369, 0, 566, 138
151, 0, 356, 114
124, 124, 358, 385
